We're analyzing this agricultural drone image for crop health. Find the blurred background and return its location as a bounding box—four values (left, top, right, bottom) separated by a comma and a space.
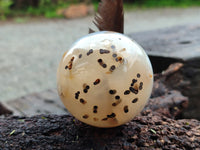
0, 0, 200, 115
1, 0, 200, 20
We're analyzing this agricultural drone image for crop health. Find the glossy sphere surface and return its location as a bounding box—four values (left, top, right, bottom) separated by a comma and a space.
57, 31, 153, 128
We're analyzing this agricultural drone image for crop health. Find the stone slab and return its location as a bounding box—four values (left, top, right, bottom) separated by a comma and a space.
3, 89, 68, 116
130, 23, 200, 61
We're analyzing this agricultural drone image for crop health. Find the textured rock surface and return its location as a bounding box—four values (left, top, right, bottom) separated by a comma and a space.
0, 113, 199, 149
159, 61, 200, 120
0, 68, 196, 149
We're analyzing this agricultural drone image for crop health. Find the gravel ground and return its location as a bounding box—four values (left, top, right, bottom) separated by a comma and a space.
0, 7, 200, 102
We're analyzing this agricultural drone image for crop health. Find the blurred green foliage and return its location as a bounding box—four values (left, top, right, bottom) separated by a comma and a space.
0, 0, 13, 20
26, 0, 77, 18
92, 0, 200, 11
131, 0, 200, 7
93, 0, 200, 10
10, 0, 74, 18
0, 0, 200, 20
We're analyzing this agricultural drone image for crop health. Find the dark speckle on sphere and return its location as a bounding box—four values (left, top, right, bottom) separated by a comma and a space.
102, 64, 107, 68
109, 90, 116, 95
132, 79, 137, 84
115, 95, 120, 100
139, 82, 143, 90
124, 90, 130, 95
93, 106, 98, 113
107, 113, 116, 118
83, 89, 88, 93
102, 118, 108, 121
112, 103, 117, 106
79, 54, 82, 58
75, 91, 80, 99
99, 49, 110, 54
87, 49, 93, 56
137, 73, 141, 78
83, 115, 89, 119
80, 98, 87, 104
94, 79, 101, 85
112, 53, 117, 58
129, 87, 138, 94
132, 98, 138, 103
110, 65, 116, 72
124, 106, 129, 113
98, 59, 103, 63
94, 106, 98, 109
111, 45, 116, 49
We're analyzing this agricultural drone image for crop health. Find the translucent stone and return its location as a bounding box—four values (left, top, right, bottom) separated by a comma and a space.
57, 31, 153, 128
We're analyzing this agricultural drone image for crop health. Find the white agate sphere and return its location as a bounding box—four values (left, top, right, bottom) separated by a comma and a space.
57, 31, 153, 128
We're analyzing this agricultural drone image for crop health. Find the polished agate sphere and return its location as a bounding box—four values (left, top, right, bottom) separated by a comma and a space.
57, 31, 153, 128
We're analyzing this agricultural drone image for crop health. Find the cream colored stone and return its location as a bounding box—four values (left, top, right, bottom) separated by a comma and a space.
57, 31, 153, 128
